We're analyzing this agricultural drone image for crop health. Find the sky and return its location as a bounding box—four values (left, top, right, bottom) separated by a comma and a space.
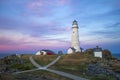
0, 0, 120, 54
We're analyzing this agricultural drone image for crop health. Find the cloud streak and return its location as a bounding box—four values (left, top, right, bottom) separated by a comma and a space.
0, 30, 69, 53
0, 0, 120, 53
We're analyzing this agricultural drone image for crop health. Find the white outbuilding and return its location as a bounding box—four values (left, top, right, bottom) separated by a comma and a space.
67, 47, 76, 54
35, 51, 47, 55
35, 49, 55, 55
93, 46, 103, 58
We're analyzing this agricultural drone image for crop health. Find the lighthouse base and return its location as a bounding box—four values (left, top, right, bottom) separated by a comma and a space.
67, 47, 81, 54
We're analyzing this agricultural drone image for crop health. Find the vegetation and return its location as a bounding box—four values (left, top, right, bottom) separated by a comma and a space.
0, 70, 71, 80
22, 70, 72, 80
10, 54, 35, 71
102, 49, 112, 60
0, 54, 35, 72
49, 53, 119, 80
0, 73, 15, 80
108, 60, 120, 73
33, 55, 58, 66
90, 75, 116, 80
50, 53, 93, 78
0, 51, 120, 80
0, 54, 72, 80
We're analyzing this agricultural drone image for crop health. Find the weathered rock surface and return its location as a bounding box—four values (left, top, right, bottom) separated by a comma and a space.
86, 64, 120, 80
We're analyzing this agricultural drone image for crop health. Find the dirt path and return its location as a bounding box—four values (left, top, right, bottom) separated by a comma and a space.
14, 56, 88, 80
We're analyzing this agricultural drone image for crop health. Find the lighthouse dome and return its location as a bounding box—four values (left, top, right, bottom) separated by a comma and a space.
72, 20, 78, 25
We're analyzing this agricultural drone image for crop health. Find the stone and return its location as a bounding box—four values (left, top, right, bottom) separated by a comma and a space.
86, 64, 120, 80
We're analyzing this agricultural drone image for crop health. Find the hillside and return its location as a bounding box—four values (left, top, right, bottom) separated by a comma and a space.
0, 53, 120, 80
50, 53, 120, 80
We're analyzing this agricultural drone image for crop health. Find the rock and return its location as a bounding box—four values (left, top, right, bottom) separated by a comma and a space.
102, 49, 112, 59
86, 64, 120, 80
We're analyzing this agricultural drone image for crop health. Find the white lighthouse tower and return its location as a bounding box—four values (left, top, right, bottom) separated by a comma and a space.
67, 20, 80, 54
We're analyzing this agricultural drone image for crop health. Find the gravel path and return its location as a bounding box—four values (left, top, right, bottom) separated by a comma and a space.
45, 56, 61, 68
29, 56, 42, 68
14, 56, 88, 80
29, 56, 88, 80
46, 69, 88, 80
14, 68, 39, 74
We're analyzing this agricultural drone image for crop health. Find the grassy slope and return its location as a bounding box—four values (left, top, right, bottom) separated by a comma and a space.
19, 55, 71, 80
0, 54, 71, 80
2, 53, 118, 80
50, 53, 118, 80
19, 70, 72, 80
33, 55, 58, 66
11, 55, 35, 70
51, 53, 93, 77
32, 53, 117, 80
32, 53, 93, 78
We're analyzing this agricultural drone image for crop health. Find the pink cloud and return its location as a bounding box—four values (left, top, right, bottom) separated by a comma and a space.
24, 0, 72, 17
27, 0, 71, 11
64, 27, 71, 31
0, 39, 69, 53
51, 27, 71, 32
25, 0, 53, 16
27, 1, 44, 10
0, 32, 69, 53
27, 0, 53, 10
57, 0, 71, 5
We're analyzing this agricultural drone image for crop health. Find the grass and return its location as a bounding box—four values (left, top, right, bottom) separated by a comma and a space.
49, 53, 92, 78
108, 60, 120, 73
90, 75, 116, 80
0, 70, 72, 80
49, 53, 117, 80
10, 55, 35, 71
0, 73, 15, 80
33, 55, 58, 66
1, 53, 119, 80
20, 70, 72, 80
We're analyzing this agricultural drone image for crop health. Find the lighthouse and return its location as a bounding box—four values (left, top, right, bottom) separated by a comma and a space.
67, 20, 80, 54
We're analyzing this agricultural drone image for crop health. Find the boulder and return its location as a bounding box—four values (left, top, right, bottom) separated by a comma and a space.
86, 64, 120, 80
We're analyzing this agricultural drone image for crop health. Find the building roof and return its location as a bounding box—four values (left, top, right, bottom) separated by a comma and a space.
93, 46, 102, 52
41, 49, 55, 54
67, 47, 76, 54
35, 49, 55, 55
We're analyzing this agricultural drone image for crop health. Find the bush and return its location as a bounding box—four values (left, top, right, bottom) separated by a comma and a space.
90, 75, 116, 80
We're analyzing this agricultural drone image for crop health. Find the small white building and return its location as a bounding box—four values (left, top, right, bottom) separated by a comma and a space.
93, 46, 103, 58
67, 47, 76, 54
35, 51, 47, 55
35, 49, 55, 55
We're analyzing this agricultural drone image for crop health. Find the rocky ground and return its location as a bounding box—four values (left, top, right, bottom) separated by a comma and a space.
86, 63, 120, 80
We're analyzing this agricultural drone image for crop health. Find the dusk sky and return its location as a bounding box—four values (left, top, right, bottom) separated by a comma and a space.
0, 0, 120, 54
